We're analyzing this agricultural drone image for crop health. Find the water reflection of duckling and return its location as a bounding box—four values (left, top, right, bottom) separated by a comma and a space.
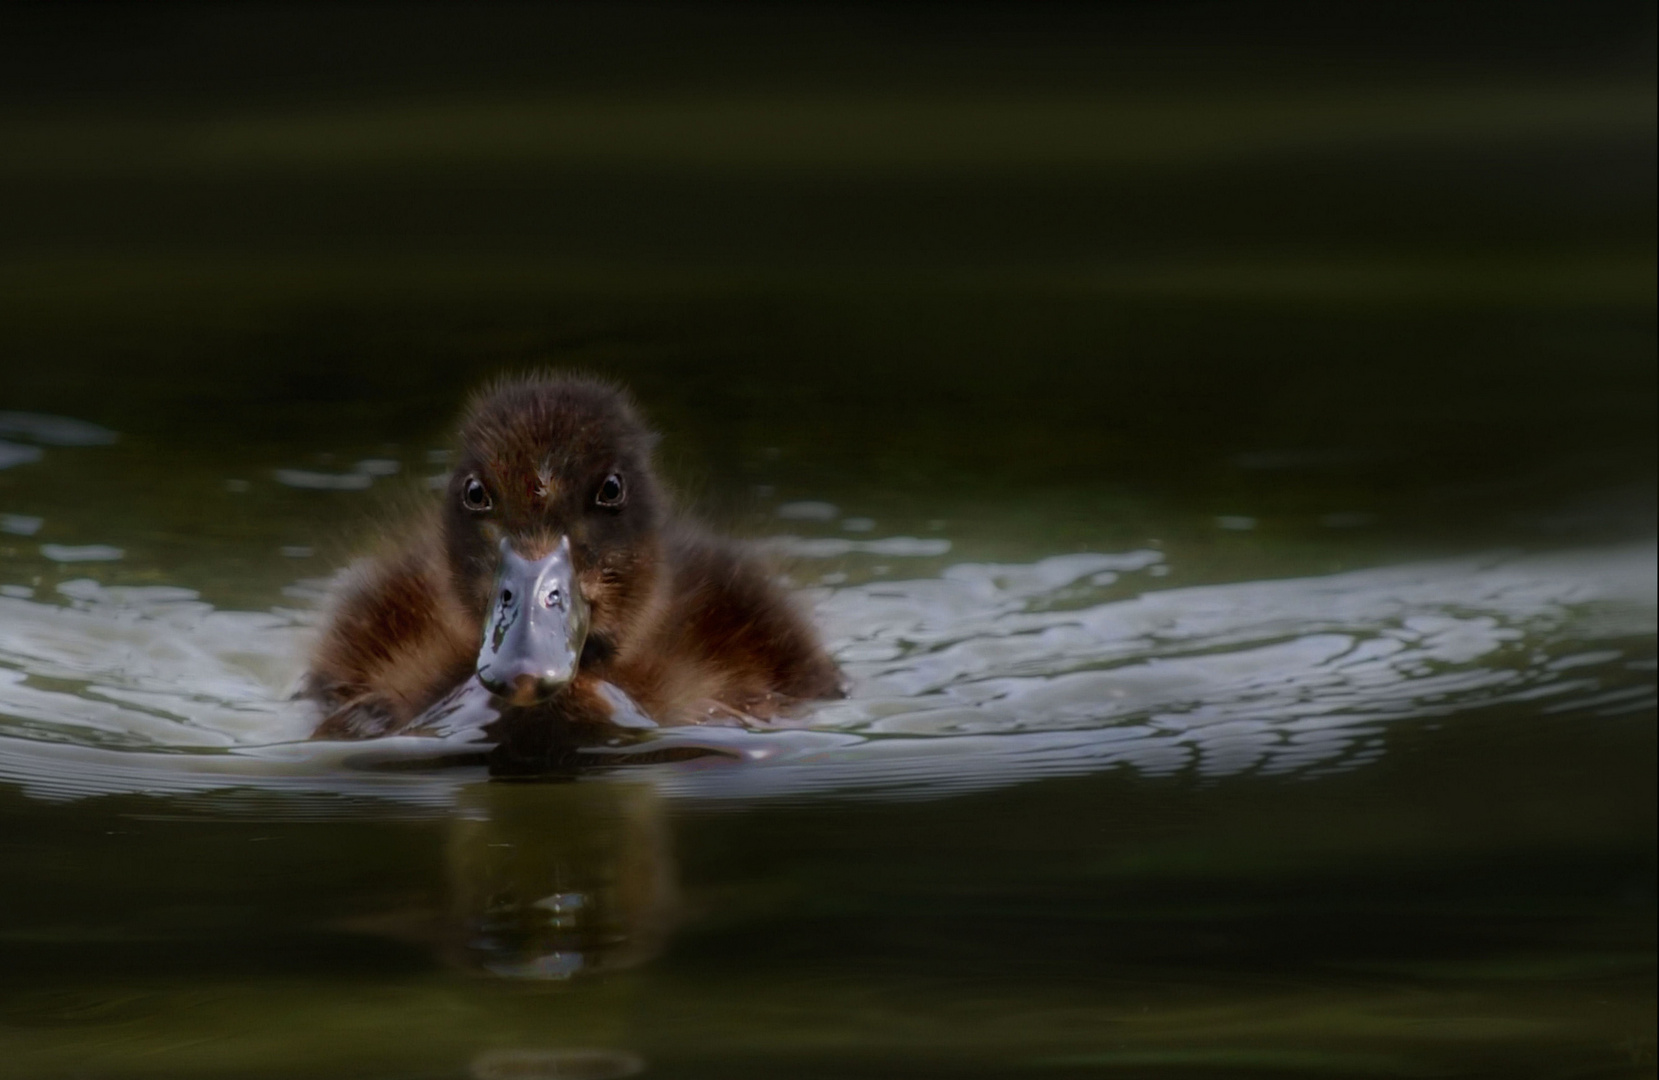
447, 781, 674, 980
306, 374, 841, 743
332, 781, 675, 984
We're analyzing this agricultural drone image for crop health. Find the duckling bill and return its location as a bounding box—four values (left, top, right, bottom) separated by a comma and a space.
306, 374, 842, 740
476, 536, 589, 704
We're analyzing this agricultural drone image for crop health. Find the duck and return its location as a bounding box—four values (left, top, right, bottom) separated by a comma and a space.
306, 373, 842, 743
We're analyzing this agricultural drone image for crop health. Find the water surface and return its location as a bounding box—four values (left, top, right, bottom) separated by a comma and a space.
0, 7, 1654, 1078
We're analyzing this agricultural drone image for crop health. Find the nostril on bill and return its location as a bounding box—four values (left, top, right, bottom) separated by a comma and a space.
500, 588, 514, 605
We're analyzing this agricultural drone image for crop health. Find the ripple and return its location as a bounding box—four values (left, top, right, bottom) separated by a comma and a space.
0, 441, 44, 470
40, 544, 124, 563
0, 411, 119, 447
0, 544, 1650, 810
272, 468, 374, 491
768, 536, 952, 558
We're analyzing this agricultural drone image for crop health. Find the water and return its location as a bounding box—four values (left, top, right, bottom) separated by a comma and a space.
1, 6, 1655, 1078
0, 543, 1651, 808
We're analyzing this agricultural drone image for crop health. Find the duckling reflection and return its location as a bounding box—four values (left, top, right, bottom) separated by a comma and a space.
445, 780, 675, 980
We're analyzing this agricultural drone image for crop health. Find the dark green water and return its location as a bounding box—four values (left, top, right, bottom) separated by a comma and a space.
0, 7, 1654, 1078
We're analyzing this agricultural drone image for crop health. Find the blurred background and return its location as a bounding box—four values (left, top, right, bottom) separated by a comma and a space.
0, 5, 1653, 1079
0, 1, 1653, 605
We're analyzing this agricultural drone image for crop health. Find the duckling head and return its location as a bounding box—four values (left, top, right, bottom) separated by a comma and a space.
443, 375, 664, 706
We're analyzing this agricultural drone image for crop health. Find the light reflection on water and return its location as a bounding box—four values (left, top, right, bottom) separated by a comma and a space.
0, 538, 1650, 809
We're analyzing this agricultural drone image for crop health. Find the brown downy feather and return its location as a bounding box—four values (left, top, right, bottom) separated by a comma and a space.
306, 373, 841, 739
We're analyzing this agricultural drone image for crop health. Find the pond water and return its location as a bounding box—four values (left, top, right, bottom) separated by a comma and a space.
1, 7, 1655, 1079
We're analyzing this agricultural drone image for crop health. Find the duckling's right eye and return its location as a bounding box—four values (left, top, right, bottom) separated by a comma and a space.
461, 477, 492, 511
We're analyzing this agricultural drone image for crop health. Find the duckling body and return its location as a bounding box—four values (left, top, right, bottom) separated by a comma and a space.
307, 375, 841, 740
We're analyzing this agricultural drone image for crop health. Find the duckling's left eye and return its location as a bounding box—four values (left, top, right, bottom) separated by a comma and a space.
595, 473, 626, 508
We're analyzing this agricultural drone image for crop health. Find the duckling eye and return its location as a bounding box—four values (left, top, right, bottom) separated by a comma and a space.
461, 477, 492, 512
595, 473, 626, 508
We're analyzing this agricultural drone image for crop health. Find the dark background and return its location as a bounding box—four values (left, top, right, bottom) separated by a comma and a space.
0, 2, 1652, 599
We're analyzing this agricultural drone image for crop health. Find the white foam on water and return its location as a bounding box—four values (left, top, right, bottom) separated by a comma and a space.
0, 544, 1651, 811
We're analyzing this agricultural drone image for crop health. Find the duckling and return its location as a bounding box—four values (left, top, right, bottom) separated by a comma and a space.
306, 374, 842, 741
